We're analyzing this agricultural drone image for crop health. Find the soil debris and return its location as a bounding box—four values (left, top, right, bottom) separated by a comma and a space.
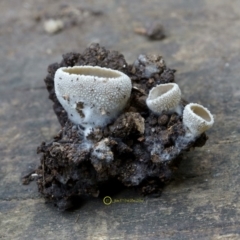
44, 19, 64, 34
31, 43, 207, 210
134, 21, 166, 40
38, 4, 103, 34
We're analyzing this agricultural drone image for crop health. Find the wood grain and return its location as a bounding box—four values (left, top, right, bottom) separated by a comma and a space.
0, 0, 239, 239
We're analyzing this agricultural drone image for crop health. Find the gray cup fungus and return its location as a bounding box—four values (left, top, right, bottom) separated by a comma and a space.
54, 66, 132, 134
183, 103, 214, 137
146, 83, 181, 114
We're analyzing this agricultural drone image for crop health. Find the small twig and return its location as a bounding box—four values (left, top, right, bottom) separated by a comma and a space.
22, 170, 36, 185
75, 214, 80, 223
22, 170, 36, 179
57, 140, 74, 144
134, 27, 147, 35
42, 160, 45, 184
216, 138, 240, 144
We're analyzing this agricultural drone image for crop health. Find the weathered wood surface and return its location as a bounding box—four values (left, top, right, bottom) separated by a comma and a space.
0, 0, 240, 239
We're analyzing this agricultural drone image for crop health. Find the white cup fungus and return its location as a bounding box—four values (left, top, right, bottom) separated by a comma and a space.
146, 83, 181, 114
54, 66, 132, 135
183, 103, 214, 136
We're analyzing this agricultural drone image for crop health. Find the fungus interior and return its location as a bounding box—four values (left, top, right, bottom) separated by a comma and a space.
191, 105, 211, 122
62, 67, 121, 78
148, 84, 173, 100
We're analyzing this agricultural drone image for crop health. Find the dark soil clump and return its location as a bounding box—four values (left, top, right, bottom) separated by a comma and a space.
33, 43, 207, 210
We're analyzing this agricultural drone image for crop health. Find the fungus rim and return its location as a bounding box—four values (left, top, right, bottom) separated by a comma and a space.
61, 66, 123, 79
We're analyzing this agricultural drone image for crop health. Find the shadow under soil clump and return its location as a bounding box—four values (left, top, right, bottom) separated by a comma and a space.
25, 43, 208, 210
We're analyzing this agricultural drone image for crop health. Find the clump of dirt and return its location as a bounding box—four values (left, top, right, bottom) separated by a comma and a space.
35, 4, 103, 34
31, 43, 207, 210
134, 21, 166, 40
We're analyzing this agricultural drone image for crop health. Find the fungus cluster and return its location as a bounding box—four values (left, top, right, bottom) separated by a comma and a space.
31, 44, 214, 210
146, 82, 214, 138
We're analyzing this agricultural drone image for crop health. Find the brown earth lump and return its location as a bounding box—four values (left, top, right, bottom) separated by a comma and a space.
34, 44, 208, 210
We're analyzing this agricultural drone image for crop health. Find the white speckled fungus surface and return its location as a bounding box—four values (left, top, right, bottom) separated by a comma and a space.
146, 83, 181, 114
54, 66, 132, 132
183, 103, 214, 136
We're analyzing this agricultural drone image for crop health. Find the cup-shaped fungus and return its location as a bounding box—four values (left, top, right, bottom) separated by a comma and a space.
146, 83, 181, 114
183, 103, 214, 137
54, 66, 132, 133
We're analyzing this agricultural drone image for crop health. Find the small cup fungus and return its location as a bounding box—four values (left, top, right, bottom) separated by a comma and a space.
146, 83, 181, 114
183, 103, 214, 136
54, 66, 132, 134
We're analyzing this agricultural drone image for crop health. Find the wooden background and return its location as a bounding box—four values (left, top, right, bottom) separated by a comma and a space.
0, 0, 240, 239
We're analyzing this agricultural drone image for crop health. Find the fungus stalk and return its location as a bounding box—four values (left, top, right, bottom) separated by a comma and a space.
54, 66, 132, 135
183, 103, 214, 137
146, 83, 182, 115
